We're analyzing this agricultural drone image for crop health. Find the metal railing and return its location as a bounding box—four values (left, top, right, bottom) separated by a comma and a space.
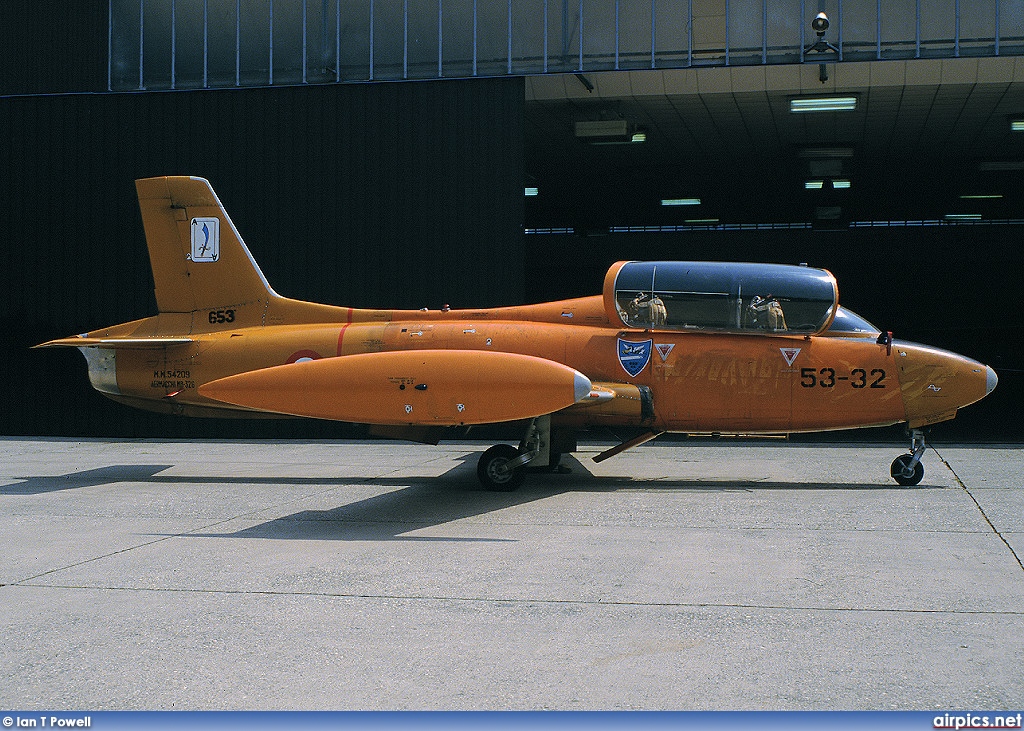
109, 0, 1024, 91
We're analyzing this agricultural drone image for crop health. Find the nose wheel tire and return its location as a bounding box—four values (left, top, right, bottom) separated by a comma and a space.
890, 454, 924, 486
477, 444, 525, 491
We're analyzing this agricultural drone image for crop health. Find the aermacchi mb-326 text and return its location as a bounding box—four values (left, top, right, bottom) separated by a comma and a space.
38, 177, 998, 489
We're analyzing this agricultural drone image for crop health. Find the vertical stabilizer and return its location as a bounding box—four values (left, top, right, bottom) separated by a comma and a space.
135, 176, 278, 318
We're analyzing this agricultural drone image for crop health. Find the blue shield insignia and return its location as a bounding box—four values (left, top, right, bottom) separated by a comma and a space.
618, 338, 653, 377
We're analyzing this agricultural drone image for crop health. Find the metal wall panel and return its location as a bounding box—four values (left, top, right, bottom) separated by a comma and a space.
1, 77, 525, 436
0, 1, 107, 94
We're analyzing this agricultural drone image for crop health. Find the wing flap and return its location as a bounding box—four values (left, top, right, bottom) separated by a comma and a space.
198, 349, 593, 426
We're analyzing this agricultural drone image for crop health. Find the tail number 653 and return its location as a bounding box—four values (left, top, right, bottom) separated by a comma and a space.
208, 309, 236, 324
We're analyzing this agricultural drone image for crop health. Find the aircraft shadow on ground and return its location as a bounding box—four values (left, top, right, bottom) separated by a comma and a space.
1, 453, 911, 496
3, 453, 934, 541
2, 464, 177, 495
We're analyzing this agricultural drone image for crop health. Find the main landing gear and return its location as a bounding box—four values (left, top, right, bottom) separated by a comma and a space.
479, 421, 934, 489
890, 428, 927, 486
476, 415, 563, 491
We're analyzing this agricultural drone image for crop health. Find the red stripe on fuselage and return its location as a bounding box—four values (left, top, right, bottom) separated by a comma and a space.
336, 308, 354, 356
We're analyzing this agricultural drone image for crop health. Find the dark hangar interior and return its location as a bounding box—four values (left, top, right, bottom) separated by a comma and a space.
2, 1, 1021, 440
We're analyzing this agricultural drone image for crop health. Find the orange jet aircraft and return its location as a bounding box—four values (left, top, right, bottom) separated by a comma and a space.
38, 177, 998, 489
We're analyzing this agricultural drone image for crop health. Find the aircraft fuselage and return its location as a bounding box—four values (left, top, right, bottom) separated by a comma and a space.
79, 298, 993, 437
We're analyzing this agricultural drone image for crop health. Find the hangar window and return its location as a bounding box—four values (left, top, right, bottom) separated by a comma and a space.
609, 261, 838, 335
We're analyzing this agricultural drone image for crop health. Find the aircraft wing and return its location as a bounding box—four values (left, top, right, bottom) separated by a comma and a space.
199, 349, 593, 426
35, 337, 195, 349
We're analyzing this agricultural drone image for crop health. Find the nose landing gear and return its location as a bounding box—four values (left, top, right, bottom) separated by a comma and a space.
891, 428, 927, 486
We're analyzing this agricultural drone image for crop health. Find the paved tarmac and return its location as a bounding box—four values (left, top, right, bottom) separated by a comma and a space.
1, 437, 1021, 710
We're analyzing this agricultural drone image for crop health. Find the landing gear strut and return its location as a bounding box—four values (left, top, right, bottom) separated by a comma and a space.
476, 416, 557, 491
890, 428, 926, 486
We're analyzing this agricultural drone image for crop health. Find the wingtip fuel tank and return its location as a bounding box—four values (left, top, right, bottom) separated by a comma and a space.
199, 349, 594, 426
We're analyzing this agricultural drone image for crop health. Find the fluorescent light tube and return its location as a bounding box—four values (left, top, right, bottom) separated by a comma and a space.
978, 161, 1024, 171
798, 147, 854, 159
661, 198, 701, 206
790, 97, 857, 113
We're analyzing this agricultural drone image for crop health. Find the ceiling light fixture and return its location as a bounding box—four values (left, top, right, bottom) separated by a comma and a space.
574, 120, 627, 137
790, 96, 857, 113
575, 120, 636, 144
804, 180, 824, 190
1011, 120, 1024, 132
661, 198, 701, 206
524, 187, 539, 197
833, 179, 852, 189
944, 213, 982, 221
798, 147, 854, 159
978, 161, 1024, 171
959, 194, 1002, 200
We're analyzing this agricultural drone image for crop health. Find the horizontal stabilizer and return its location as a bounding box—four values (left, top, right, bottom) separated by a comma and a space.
198, 350, 593, 426
35, 337, 194, 349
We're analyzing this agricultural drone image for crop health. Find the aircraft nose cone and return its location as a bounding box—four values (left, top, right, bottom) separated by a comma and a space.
895, 341, 996, 429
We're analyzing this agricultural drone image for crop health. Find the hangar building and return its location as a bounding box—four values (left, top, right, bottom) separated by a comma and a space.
2, 1, 1021, 439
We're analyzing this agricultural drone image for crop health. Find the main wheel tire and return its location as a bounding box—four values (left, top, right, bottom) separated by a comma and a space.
890, 454, 924, 486
477, 444, 525, 491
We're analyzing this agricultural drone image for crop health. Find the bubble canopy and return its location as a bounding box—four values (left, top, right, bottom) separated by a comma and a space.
604, 261, 839, 335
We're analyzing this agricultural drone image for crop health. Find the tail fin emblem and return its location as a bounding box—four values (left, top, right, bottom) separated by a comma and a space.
190, 217, 220, 262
